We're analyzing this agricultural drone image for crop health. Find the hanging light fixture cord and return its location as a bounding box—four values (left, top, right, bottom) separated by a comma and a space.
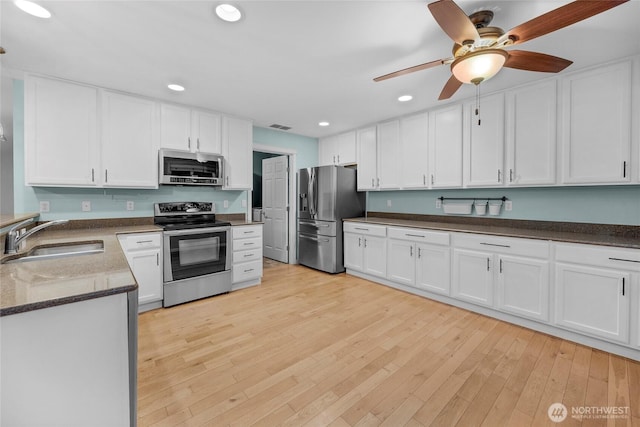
475, 84, 481, 126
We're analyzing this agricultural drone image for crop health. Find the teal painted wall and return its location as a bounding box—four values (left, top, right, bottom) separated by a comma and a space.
368, 186, 640, 225
12, 80, 318, 221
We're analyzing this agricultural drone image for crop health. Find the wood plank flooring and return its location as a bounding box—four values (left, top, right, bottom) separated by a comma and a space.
138, 260, 640, 426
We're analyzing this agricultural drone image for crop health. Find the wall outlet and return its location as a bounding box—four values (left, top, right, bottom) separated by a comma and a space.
436, 199, 442, 209
126, 201, 135, 211
223, 200, 229, 209
386, 200, 392, 208
81, 201, 91, 212
39, 201, 50, 213
505, 200, 513, 211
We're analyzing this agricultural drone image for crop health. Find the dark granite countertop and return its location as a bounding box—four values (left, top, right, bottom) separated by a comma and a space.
345, 213, 640, 249
0, 221, 162, 316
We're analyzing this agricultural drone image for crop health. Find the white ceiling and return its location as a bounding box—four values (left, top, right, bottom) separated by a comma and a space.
1, 0, 639, 139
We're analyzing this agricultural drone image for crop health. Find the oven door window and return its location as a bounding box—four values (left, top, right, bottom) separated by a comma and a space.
168, 231, 228, 280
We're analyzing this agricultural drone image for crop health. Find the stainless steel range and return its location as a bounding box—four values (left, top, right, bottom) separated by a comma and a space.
154, 202, 231, 307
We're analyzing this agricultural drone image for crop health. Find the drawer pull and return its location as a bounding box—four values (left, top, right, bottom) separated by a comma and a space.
243, 231, 255, 234
405, 233, 425, 238
136, 240, 153, 244
480, 243, 511, 248
243, 242, 253, 246
244, 253, 254, 258
244, 268, 254, 273
609, 257, 640, 264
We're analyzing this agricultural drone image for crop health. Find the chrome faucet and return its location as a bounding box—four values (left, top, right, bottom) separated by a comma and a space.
4, 218, 69, 254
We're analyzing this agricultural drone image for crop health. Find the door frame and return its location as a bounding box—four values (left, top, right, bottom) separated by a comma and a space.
253, 144, 297, 264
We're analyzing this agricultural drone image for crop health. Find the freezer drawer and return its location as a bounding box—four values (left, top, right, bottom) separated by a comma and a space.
298, 232, 342, 274
298, 219, 337, 237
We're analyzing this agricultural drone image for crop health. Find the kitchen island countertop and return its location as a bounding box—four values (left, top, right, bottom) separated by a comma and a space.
0, 224, 162, 316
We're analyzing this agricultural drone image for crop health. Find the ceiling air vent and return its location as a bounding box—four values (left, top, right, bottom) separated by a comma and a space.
269, 124, 292, 131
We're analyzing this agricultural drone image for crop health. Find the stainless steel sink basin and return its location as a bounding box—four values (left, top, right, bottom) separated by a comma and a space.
1, 240, 104, 264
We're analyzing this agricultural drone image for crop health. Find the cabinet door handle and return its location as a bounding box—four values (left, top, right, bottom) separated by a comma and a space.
623, 161, 627, 178
364, 239, 367, 248
358, 237, 361, 247
337, 155, 340, 163
333, 155, 336, 163
622, 277, 625, 296
226, 176, 229, 186
497, 169, 501, 183
431, 174, 434, 185
499, 259, 503, 273
197, 138, 200, 151
608, 257, 640, 264
105, 169, 108, 183
480, 242, 511, 248
156, 253, 159, 266
423, 174, 426, 185
418, 247, 421, 258
509, 169, 513, 182
410, 246, 413, 257
487, 258, 490, 271
91, 168, 95, 182
188, 137, 191, 150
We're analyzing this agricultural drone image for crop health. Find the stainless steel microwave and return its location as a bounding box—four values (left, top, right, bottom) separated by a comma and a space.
159, 149, 224, 186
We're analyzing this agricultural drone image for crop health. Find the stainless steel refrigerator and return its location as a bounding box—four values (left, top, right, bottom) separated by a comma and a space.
298, 165, 365, 273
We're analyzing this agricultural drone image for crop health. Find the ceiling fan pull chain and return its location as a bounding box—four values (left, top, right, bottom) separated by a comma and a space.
475, 84, 481, 126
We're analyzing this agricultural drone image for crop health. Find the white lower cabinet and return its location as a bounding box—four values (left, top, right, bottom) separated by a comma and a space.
232, 225, 263, 289
387, 227, 450, 295
554, 243, 639, 344
344, 222, 640, 360
117, 232, 163, 312
343, 222, 387, 278
452, 234, 550, 318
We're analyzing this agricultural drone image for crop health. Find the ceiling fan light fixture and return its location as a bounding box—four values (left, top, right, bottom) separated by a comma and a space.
451, 49, 508, 85
14, 0, 51, 18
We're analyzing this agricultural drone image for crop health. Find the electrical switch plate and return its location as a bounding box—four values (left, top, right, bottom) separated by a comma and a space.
436, 199, 442, 209
386, 200, 392, 208
81, 201, 91, 212
39, 201, 50, 213
223, 200, 229, 208
505, 200, 513, 211
126, 201, 135, 211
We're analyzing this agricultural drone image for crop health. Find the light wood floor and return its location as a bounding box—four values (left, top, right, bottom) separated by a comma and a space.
138, 260, 640, 427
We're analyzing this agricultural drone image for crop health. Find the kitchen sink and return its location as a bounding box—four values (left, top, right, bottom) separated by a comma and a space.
1, 240, 104, 264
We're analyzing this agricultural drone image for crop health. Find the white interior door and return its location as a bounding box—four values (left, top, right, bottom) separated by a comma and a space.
262, 155, 289, 263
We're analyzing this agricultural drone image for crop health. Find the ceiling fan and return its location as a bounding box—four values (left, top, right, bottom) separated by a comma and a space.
374, 0, 629, 100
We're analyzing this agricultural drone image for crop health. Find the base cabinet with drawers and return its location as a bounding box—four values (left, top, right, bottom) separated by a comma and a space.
344, 220, 640, 361
232, 224, 263, 290
117, 232, 163, 313
343, 222, 387, 278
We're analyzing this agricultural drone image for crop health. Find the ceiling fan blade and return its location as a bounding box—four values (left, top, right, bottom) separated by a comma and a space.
504, 50, 573, 73
428, 0, 479, 45
503, 0, 629, 46
373, 58, 449, 82
438, 75, 462, 100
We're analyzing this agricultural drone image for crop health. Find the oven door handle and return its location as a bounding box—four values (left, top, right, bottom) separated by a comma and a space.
163, 226, 230, 236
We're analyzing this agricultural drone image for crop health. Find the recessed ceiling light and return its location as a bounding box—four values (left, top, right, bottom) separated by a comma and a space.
215, 4, 242, 22
167, 84, 185, 92
318, 121, 330, 127
398, 95, 413, 102
14, 0, 51, 18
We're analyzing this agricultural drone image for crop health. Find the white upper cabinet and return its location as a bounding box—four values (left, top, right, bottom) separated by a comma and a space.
160, 104, 221, 154
464, 92, 505, 187
222, 116, 253, 190
318, 131, 356, 166
428, 104, 463, 188
377, 120, 401, 189
25, 75, 100, 187
101, 91, 158, 188
505, 80, 557, 186
356, 126, 378, 191
400, 112, 429, 189
560, 60, 632, 184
